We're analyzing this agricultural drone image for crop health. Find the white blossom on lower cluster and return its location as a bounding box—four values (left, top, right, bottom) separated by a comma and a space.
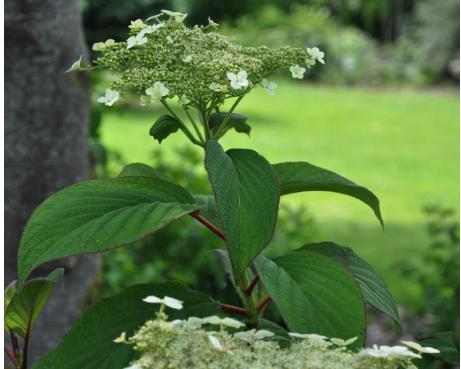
290, 65, 306, 79
227, 71, 250, 90
145, 82, 169, 102
97, 88, 119, 106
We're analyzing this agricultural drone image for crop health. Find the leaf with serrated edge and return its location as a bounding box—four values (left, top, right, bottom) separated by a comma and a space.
304, 242, 401, 334
273, 161, 383, 226
31, 282, 219, 369
18, 177, 199, 282
254, 251, 366, 349
205, 141, 279, 281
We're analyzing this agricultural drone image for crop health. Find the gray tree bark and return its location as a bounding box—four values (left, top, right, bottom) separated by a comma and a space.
5, 0, 100, 363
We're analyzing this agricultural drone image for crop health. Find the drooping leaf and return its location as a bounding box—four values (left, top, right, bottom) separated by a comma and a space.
18, 177, 199, 282
304, 242, 401, 334
209, 112, 252, 137
212, 249, 236, 287
273, 161, 383, 226
254, 251, 366, 348
118, 162, 169, 180
31, 282, 219, 369
193, 195, 219, 227
205, 141, 279, 281
4, 280, 17, 312
5, 268, 63, 338
149, 115, 181, 143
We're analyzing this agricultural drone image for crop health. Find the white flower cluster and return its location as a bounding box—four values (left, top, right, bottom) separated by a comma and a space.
84, 11, 323, 110
115, 295, 439, 369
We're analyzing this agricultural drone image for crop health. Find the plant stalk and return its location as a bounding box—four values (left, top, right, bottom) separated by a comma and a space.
190, 212, 225, 240
5, 346, 19, 369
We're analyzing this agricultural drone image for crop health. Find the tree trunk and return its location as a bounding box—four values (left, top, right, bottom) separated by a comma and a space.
5, 0, 100, 363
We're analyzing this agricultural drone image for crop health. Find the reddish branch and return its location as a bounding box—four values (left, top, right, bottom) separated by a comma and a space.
244, 274, 260, 295
10, 332, 20, 359
256, 295, 272, 313
190, 212, 225, 240
220, 303, 249, 317
5, 346, 18, 369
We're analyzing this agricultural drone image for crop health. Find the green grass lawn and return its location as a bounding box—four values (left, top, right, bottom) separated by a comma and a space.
100, 81, 459, 308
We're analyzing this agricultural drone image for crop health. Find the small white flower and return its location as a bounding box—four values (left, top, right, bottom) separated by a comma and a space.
127, 35, 147, 49
209, 82, 221, 92
129, 19, 146, 30
97, 88, 119, 106
179, 95, 190, 105
166, 36, 174, 44
187, 316, 204, 326
306, 47, 325, 64
234, 329, 274, 343
123, 365, 142, 369
170, 319, 183, 326
290, 65, 306, 79
208, 17, 219, 28
359, 344, 422, 359
161, 9, 187, 22
261, 79, 277, 95
227, 70, 249, 90
142, 295, 183, 310
401, 340, 440, 354
182, 55, 192, 63
145, 81, 169, 102
330, 336, 358, 346
113, 331, 126, 343
66, 56, 85, 73
288, 332, 331, 346
92, 39, 115, 51
201, 315, 245, 329
139, 23, 165, 37
208, 334, 223, 350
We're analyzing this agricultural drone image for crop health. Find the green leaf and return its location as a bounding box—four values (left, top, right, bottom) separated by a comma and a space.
304, 242, 401, 334
31, 282, 219, 369
254, 251, 366, 348
258, 319, 293, 346
118, 162, 168, 180
212, 249, 236, 287
5, 269, 63, 338
149, 115, 181, 143
205, 141, 279, 281
18, 177, 199, 282
193, 195, 220, 227
4, 280, 17, 312
273, 161, 383, 226
420, 333, 460, 365
209, 112, 252, 137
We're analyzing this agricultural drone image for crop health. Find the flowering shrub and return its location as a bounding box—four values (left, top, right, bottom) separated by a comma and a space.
3, 10, 443, 369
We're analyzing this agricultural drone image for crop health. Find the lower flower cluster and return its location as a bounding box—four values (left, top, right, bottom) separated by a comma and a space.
121, 316, 421, 369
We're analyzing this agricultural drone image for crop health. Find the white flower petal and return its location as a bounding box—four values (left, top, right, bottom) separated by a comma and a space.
401, 340, 440, 354
202, 316, 222, 325
113, 331, 126, 343
163, 296, 183, 310
221, 318, 244, 329
254, 330, 274, 340
208, 334, 223, 350
142, 295, 162, 304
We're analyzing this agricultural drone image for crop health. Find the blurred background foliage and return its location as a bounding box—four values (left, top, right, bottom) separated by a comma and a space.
82, 0, 459, 358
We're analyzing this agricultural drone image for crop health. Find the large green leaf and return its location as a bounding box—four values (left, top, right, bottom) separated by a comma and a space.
5, 269, 63, 338
31, 282, 219, 369
273, 161, 383, 226
205, 141, 279, 281
304, 242, 401, 333
254, 251, 366, 348
18, 177, 199, 282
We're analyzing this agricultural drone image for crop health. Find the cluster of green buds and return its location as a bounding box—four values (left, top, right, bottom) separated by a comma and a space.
70, 10, 325, 147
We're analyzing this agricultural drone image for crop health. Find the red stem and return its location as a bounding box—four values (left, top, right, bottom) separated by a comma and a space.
256, 295, 271, 313
5, 346, 18, 369
244, 275, 260, 295
10, 332, 21, 360
190, 212, 225, 240
220, 303, 249, 317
